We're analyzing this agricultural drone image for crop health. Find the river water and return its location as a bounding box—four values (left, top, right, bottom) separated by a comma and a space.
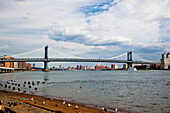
0, 70, 169, 113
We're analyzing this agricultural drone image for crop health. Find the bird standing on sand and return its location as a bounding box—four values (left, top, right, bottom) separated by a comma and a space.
75, 105, 78, 109
34, 100, 37, 104
68, 103, 71, 107
102, 107, 107, 112
0, 100, 3, 110
42, 102, 45, 105
62, 102, 65, 104
31, 98, 34, 101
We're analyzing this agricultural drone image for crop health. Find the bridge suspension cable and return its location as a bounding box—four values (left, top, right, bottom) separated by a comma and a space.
10, 48, 42, 57
106, 52, 127, 59
133, 53, 155, 62
50, 48, 83, 59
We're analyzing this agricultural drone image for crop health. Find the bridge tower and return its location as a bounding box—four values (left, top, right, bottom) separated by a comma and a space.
127, 51, 133, 69
43, 45, 50, 72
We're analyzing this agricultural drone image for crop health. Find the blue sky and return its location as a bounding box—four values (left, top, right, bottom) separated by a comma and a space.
0, 0, 169, 68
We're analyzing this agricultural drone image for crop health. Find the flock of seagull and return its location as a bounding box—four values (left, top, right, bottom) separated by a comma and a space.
0, 79, 118, 112
0, 79, 40, 94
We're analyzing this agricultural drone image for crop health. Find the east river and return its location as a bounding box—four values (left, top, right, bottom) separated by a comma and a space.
0, 70, 169, 113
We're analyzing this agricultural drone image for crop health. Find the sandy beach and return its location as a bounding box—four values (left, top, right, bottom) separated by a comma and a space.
0, 90, 122, 113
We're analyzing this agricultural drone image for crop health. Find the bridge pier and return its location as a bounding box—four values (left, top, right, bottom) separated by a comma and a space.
127, 51, 133, 69
43, 45, 50, 72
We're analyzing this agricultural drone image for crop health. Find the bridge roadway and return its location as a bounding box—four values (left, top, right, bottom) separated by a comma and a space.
0, 58, 160, 64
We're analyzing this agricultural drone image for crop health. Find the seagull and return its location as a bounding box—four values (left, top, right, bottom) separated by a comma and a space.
62, 101, 65, 104
12, 87, 15, 90
34, 100, 37, 104
31, 98, 34, 101
0, 100, 3, 105
115, 108, 118, 111
14, 102, 18, 106
75, 105, 78, 109
42, 102, 45, 105
17, 88, 20, 91
102, 107, 107, 112
102, 107, 104, 111
68, 103, 71, 107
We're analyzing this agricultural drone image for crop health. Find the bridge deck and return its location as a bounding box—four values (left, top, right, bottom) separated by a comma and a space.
0, 58, 160, 64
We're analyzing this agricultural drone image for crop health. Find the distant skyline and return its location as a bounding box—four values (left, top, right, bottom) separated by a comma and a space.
0, 0, 169, 67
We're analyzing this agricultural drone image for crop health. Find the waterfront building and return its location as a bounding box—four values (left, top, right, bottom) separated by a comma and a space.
160, 52, 170, 69
95, 63, 105, 70
77, 65, 80, 70
111, 64, 118, 69
0, 55, 31, 70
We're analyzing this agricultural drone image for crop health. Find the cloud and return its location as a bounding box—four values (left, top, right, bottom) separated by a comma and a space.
0, 0, 169, 63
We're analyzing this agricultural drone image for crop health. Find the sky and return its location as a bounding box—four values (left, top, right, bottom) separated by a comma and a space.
0, 0, 170, 68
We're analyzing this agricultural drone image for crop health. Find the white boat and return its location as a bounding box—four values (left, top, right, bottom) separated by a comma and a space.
127, 67, 137, 71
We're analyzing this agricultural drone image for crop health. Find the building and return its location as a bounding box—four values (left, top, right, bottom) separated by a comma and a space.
95, 63, 105, 70
0, 55, 14, 68
0, 55, 31, 70
160, 52, 170, 69
149, 64, 160, 69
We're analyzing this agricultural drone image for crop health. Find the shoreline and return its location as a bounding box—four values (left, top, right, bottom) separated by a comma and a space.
0, 89, 127, 113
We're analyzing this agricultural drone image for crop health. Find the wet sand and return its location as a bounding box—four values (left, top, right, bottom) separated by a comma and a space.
0, 90, 121, 113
